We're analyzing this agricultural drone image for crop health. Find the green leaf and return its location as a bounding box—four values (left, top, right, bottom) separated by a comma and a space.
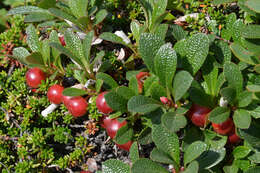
83, 31, 94, 63
41, 39, 50, 65
234, 159, 251, 171
184, 141, 207, 166
170, 24, 186, 41
95, 79, 104, 93
116, 86, 136, 100
211, 40, 231, 65
99, 32, 128, 46
162, 112, 187, 132
202, 56, 219, 96
114, 124, 133, 144
7, 6, 47, 15
152, 125, 180, 164
130, 142, 139, 163
25, 52, 45, 66
230, 43, 256, 65
38, 0, 57, 9
232, 146, 251, 159
102, 159, 130, 173
183, 33, 209, 75
224, 62, 243, 93
138, 128, 153, 145
62, 88, 87, 96
231, 20, 244, 42
223, 165, 239, 173
182, 161, 199, 173
150, 83, 167, 101
153, 24, 168, 40
24, 12, 54, 22
241, 25, 260, 39
245, 0, 260, 13
212, 0, 237, 5
96, 72, 118, 89
196, 147, 226, 170
220, 87, 237, 104
131, 158, 168, 173
246, 85, 260, 93
254, 64, 260, 74
154, 43, 177, 89
49, 42, 83, 68
209, 107, 230, 124
127, 96, 161, 114
93, 9, 108, 26
204, 130, 227, 149
245, 167, 260, 173
49, 30, 60, 60
172, 71, 193, 102
129, 76, 139, 95
104, 91, 128, 112
238, 91, 253, 107
64, 29, 85, 63
189, 81, 213, 108
150, 148, 175, 164
49, 8, 78, 25
26, 24, 41, 52
139, 33, 164, 73
130, 20, 144, 45
233, 109, 252, 129
68, 0, 88, 18
247, 105, 260, 119
239, 120, 260, 149
248, 152, 260, 163
12, 47, 30, 64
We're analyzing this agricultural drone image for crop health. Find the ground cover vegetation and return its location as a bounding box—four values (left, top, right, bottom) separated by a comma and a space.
0, 0, 260, 172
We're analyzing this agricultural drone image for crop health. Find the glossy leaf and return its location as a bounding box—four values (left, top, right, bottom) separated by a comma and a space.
93, 9, 108, 26
152, 125, 180, 164
130, 142, 139, 163
245, 0, 260, 13
131, 158, 168, 173
114, 124, 133, 144
230, 42, 256, 65
150, 148, 175, 164
184, 141, 207, 166
102, 159, 130, 173
172, 71, 193, 102
127, 96, 161, 114
105, 91, 128, 113
224, 62, 243, 93
68, 0, 87, 18
26, 25, 41, 52
62, 88, 87, 96
209, 107, 230, 124
183, 33, 209, 75
139, 33, 164, 73
162, 112, 187, 132
233, 109, 251, 129
154, 43, 177, 89
96, 72, 118, 89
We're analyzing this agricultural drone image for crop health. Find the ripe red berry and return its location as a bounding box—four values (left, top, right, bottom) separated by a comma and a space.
102, 117, 127, 139
26, 67, 46, 88
80, 171, 91, 173
47, 84, 64, 104
66, 96, 88, 117
62, 95, 72, 107
136, 72, 149, 93
59, 35, 66, 46
228, 128, 241, 144
116, 140, 133, 151
212, 118, 234, 135
188, 104, 211, 127
96, 92, 113, 114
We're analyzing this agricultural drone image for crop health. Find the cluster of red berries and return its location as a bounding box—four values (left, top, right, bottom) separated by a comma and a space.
26, 67, 88, 117
189, 104, 240, 144
97, 92, 133, 151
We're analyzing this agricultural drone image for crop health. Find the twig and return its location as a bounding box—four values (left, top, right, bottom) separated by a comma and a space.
0, 161, 10, 173
7, 64, 15, 76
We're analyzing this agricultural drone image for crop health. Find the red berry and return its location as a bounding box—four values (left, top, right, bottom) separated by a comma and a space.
160, 96, 170, 105
62, 95, 73, 107
66, 96, 88, 117
212, 118, 234, 135
228, 128, 241, 144
102, 117, 127, 139
96, 92, 113, 114
47, 84, 64, 104
80, 171, 91, 173
59, 35, 66, 46
26, 67, 46, 88
136, 72, 149, 93
116, 140, 133, 151
189, 104, 211, 127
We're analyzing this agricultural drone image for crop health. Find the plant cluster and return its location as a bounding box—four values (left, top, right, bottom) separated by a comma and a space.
0, 0, 259, 172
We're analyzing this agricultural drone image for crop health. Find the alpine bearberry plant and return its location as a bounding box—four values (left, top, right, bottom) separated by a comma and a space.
0, 0, 260, 172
